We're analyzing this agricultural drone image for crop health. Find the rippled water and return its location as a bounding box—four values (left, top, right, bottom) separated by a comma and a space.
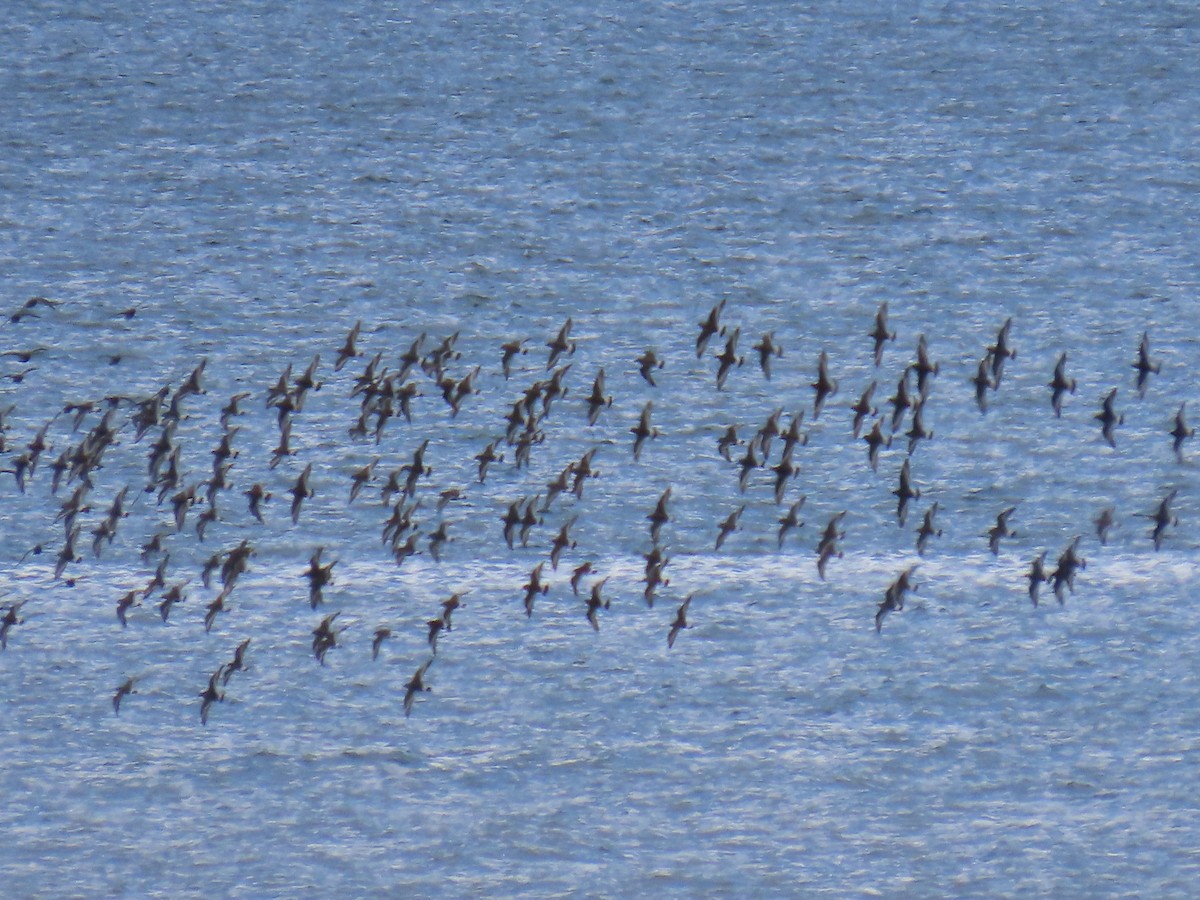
3, 1, 1200, 896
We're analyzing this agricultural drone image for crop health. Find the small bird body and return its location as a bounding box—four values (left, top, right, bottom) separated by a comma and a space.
668, 595, 693, 649
113, 677, 137, 715
404, 659, 433, 717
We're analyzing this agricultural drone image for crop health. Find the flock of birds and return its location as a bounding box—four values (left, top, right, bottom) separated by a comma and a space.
0, 295, 1193, 725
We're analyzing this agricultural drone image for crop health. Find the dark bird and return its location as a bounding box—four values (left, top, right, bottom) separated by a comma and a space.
870, 302, 896, 366
631, 402, 658, 461
851, 382, 877, 439
637, 348, 665, 386
157, 582, 187, 623
0, 601, 27, 649
245, 483, 271, 523
585, 368, 612, 425
382, 498, 421, 549
334, 320, 363, 371
1, 365, 37, 383
512, 422, 545, 470
648, 488, 672, 545
1027, 551, 1049, 607
715, 327, 743, 390
888, 371, 913, 432
1133, 330, 1161, 396
1, 347, 47, 363
18, 544, 44, 564
546, 317, 577, 369
1095, 389, 1124, 448
116, 589, 141, 627
585, 577, 611, 631
696, 299, 726, 358
874, 591, 900, 633
779, 410, 808, 459
170, 484, 198, 533
1146, 488, 1179, 551
265, 363, 293, 408
475, 439, 504, 483
441, 592, 465, 630
54, 525, 83, 580
268, 419, 294, 469
988, 317, 1016, 384
349, 457, 380, 503
668, 595, 693, 649
422, 331, 460, 378
502, 498, 523, 550
293, 353, 322, 402
1094, 506, 1116, 546
177, 358, 208, 400
811, 350, 838, 420
771, 448, 798, 505
272, 390, 300, 431
816, 511, 847, 581
289, 463, 314, 524
144, 552, 170, 597
522, 562, 549, 618
912, 334, 939, 398
428, 520, 452, 562
736, 440, 761, 492
311, 612, 343, 665
449, 365, 481, 417
304, 546, 337, 608
398, 333, 426, 381
1048, 352, 1076, 417
971, 354, 994, 413
542, 463, 575, 512
203, 589, 230, 633
643, 555, 670, 607
112, 677, 137, 715
519, 495, 542, 547
221, 540, 255, 589
199, 669, 224, 725
1170, 402, 1194, 462
988, 506, 1017, 555
570, 561, 595, 595
371, 627, 392, 661
715, 505, 745, 550
426, 618, 444, 654
500, 337, 528, 380
399, 439, 432, 499
777, 497, 806, 549
1051, 536, 1086, 603
915, 502, 942, 556
550, 517, 578, 571
893, 458, 920, 526
404, 658, 433, 717
23, 295, 61, 310
863, 419, 890, 472
571, 448, 600, 504
223, 638, 251, 684
352, 354, 385, 398
716, 425, 742, 461
876, 565, 918, 633
195, 501, 219, 542
749, 330, 783, 380
905, 403, 934, 455
395, 379, 421, 424
755, 407, 784, 463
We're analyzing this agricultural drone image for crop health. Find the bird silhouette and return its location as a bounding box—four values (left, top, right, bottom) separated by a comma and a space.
404, 658, 433, 717
668, 595, 693, 649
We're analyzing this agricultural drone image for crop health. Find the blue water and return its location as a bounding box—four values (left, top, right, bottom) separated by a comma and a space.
3, 1, 1200, 895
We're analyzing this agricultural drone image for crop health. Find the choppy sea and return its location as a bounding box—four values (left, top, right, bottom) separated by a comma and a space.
3, 1, 1200, 895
